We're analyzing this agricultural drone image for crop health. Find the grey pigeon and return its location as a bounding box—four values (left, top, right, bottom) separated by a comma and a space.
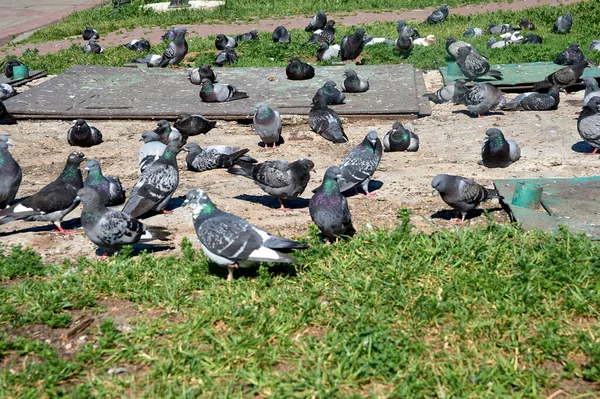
0, 137, 21, 209
519, 18, 536, 30
0, 100, 16, 125
554, 43, 585, 66
184, 189, 308, 281
200, 78, 248, 102
214, 46, 238, 67
425, 4, 449, 24
188, 64, 216, 85
487, 24, 512, 35
431, 174, 502, 222
456, 46, 503, 81
501, 86, 563, 111
132, 54, 163, 67
185, 143, 253, 172
362, 36, 396, 46
423, 82, 455, 104
304, 20, 336, 45
309, 166, 355, 242
124, 39, 151, 52
341, 69, 369, 93
340, 28, 366, 61
317, 81, 345, 105
67, 119, 103, 147
138, 131, 166, 173
582, 77, 600, 107
383, 122, 419, 152
487, 38, 508, 49
253, 103, 282, 149
463, 27, 483, 37
317, 42, 340, 61
122, 142, 185, 218
286, 58, 315, 80
590, 40, 600, 51
577, 96, 600, 154
397, 20, 420, 39
82, 39, 103, 54
228, 158, 314, 210
0, 151, 85, 234
533, 60, 589, 91
154, 28, 188, 67
235, 30, 258, 42
445, 36, 473, 59
2, 59, 23, 79
524, 33, 543, 44
215, 34, 237, 51
83, 159, 125, 206
0, 83, 16, 101
272, 26, 291, 44
82, 26, 99, 40
152, 119, 182, 145
306, 10, 327, 32
395, 35, 413, 58
478, 128, 521, 168
174, 113, 216, 136
77, 187, 170, 255
309, 91, 348, 143
552, 12, 572, 33
453, 81, 506, 117
161, 27, 186, 42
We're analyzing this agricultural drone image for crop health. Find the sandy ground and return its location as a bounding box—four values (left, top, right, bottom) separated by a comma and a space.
0, 71, 596, 263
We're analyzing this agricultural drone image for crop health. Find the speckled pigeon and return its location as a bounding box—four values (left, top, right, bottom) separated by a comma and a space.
317, 81, 345, 105
453, 81, 506, 117
383, 122, 419, 152
124, 39, 151, 52
215, 34, 237, 51
272, 26, 291, 44
0, 83, 16, 101
340, 28, 366, 61
501, 86, 563, 111
83, 26, 99, 40
200, 78, 248, 102
423, 82, 455, 104
309, 91, 348, 143
83, 159, 125, 206
432, 174, 502, 221
304, 20, 336, 46
138, 131, 166, 173
582, 77, 600, 107
286, 58, 315, 80
174, 113, 216, 136
0, 138, 21, 209
332, 131, 382, 196
67, 119, 103, 147
253, 103, 282, 149
397, 20, 420, 39
456, 46, 503, 81
161, 27, 186, 42
425, 4, 449, 24
552, 12, 572, 33
82, 39, 103, 54
533, 60, 589, 91
478, 128, 520, 168
214, 46, 238, 67
341, 69, 369, 93
305, 10, 327, 32
235, 30, 258, 42
577, 96, 600, 154
185, 143, 253, 172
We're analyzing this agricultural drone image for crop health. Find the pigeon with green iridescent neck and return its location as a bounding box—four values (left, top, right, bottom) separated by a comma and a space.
383, 122, 419, 152
83, 159, 125, 206
478, 128, 520, 168
286, 58, 314, 80
317, 81, 345, 105
340, 28, 366, 61
0, 137, 21, 209
253, 103, 282, 149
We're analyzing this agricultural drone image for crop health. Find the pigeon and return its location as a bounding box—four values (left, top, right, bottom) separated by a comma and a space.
122, 142, 185, 219
533, 60, 589, 91
523, 33, 543, 45
423, 82, 455, 104
397, 20, 420, 40
124, 39, 151, 52
2, 59, 24, 79
154, 119, 183, 145
487, 23, 512, 35
272, 26, 291, 44
0, 100, 16, 125
0, 151, 85, 234
554, 43, 585, 66
396, 35, 414, 58
590, 40, 600, 51
487, 38, 508, 49
132, 54, 163, 67
413, 35, 436, 47
309, 91, 348, 143
67, 119, 103, 147
82, 39, 103, 54
383, 122, 419, 152
228, 158, 314, 210
253, 103, 282, 149
332, 131, 383, 196
161, 27, 186, 42
235, 30, 258, 42
83, 159, 125, 206
362, 36, 395, 46
138, 131, 166, 173
154, 28, 188, 68
184, 189, 307, 281
456, 46, 503, 81
188, 64, 217, 85
445, 36, 473, 59
305, 10, 327, 32
174, 113, 217, 136
582, 77, 600, 107
200, 78, 248, 102
317, 81, 345, 105
317, 42, 341, 61
286, 58, 315, 80
304, 20, 336, 46
463, 27, 483, 37
309, 166, 355, 242
215, 34, 237, 50
82, 26, 99, 40
552, 12, 573, 33
184, 143, 252, 172
214, 46, 238, 67
577, 96, 600, 154
431, 174, 502, 222
77, 187, 170, 255
340, 28, 366, 61
519, 18, 536, 30
0, 83, 15, 102
425, 3, 449, 24
500, 86, 563, 111
341, 69, 369, 93
0, 138, 22, 209
478, 128, 521, 168
453, 81, 506, 117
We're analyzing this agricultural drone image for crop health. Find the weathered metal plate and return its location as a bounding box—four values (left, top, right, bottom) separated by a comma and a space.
495, 176, 600, 239
4, 64, 431, 120
0, 70, 47, 87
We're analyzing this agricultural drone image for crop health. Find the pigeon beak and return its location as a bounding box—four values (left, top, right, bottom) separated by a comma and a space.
75, 196, 81, 201
431, 189, 437, 195
84, 167, 90, 172
182, 198, 190, 207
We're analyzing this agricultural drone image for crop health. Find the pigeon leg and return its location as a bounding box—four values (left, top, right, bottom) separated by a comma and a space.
226, 263, 238, 282
586, 148, 599, 155
162, 209, 173, 215
278, 198, 291, 211
53, 222, 73, 235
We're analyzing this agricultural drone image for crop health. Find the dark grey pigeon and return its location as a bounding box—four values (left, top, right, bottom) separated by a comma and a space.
577, 96, 600, 154
138, 131, 166, 173
533, 60, 589, 91
305, 10, 327, 32
554, 43, 585, 66
456, 46, 503, 81
582, 77, 600, 107
0, 151, 85, 234
0, 100, 16, 125
423, 82, 455, 104
188, 64, 217, 84
478, 128, 520, 168
309, 91, 348, 143
77, 187, 170, 254
304, 20, 336, 45
501, 86, 563, 111
432, 174, 502, 222
200, 78, 248, 102
519, 18, 536, 30
235, 30, 258, 42
396, 35, 414, 58
215, 34, 237, 50
184, 189, 308, 281
425, 4, 449, 24
174, 113, 216, 136
153, 28, 187, 68
67, 119, 103, 147
272, 26, 291, 44
523, 33, 543, 44
214, 46, 238, 67
124, 39, 151, 52
340, 28, 366, 61
253, 103, 282, 149
383, 122, 419, 152
453, 81, 506, 117
2, 59, 23, 79
591, 40, 600, 51
82, 39, 103, 54
317, 42, 340, 61
317, 81, 345, 105
0, 138, 21, 209
185, 143, 253, 172
228, 158, 314, 210
397, 20, 420, 39
552, 12, 572, 33
286, 58, 315, 80
0, 83, 16, 101
463, 27, 483, 37
153, 119, 182, 145
122, 143, 185, 219
83, 159, 125, 206
309, 166, 355, 242
445, 36, 473, 59
161, 27, 186, 42
341, 69, 369, 93
82, 26, 99, 40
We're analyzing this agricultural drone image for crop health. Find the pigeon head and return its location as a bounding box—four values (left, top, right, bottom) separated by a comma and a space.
0, 135, 10, 145
570, 42, 580, 49
581, 76, 599, 89
318, 42, 329, 50
364, 131, 379, 148
431, 174, 452, 193
141, 131, 161, 143
73, 119, 87, 128
295, 159, 315, 173
184, 143, 202, 153
67, 151, 86, 164
200, 63, 212, 71
184, 189, 216, 216
324, 80, 337, 89
312, 90, 327, 107
441, 3, 448, 9
397, 20, 407, 30
464, 27, 475, 37
326, 20, 335, 29
156, 120, 171, 130
200, 78, 213, 86
324, 166, 343, 181
84, 159, 101, 173
584, 96, 600, 113
317, 10, 327, 17
0, 141, 11, 150
76, 187, 103, 206
485, 128, 506, 143
344, 69, 357, 78
392, 121, 403, 130
355, 28, 366, 38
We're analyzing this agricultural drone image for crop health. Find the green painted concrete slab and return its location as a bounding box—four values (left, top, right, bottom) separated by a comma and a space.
494, 176, 600, 239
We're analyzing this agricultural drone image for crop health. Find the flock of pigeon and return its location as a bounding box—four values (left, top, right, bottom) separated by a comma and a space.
1, 6, 600, 281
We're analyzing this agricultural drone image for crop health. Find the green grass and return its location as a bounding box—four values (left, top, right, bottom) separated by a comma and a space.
1, 213, 600, 397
